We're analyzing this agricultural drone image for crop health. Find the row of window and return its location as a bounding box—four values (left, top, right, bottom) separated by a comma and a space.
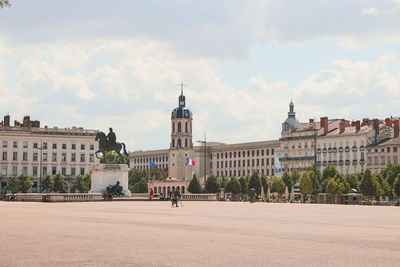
283, 141, 314, 149
368, 146, 399, 153
216, 158, 275, 168
1, 151, 95, 163
136, 165, 168, 170
0, 165, 87, 177
317, 140, 365, 149
317, 152, 365, 161
368, 156, 399, 165
1, 141, 94, 150
134, 156, 168, 165
216, 168, 275, 178
215, 149, 275, 159
171, 138, 192, 149
172, 122, 191, 134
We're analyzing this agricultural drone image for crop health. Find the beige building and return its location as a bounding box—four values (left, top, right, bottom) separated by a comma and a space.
0, 115, 99, 195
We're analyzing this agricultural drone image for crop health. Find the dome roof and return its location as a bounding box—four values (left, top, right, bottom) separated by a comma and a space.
171, 86, 193, 119
171, 106, 193, 119
282, 100, 300, 132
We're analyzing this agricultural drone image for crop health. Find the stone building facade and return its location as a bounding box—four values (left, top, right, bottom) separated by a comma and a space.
0, 115, 99, 195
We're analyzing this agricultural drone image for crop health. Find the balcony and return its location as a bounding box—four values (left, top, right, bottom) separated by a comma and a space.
352, 160, 358, 165
338, 147, 343, 152
317, 148, 321, 153
316, 160, 321, 166
339, 160, 344, 165
322, 160, 327, 165
345, 146, 350, 152
360, 146, 365, 151
360, 159, 365, 165
352, 146, 358, 152
345, 159, 350, 165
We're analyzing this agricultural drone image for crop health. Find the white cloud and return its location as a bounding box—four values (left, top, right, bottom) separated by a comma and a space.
362, 7, 378, 15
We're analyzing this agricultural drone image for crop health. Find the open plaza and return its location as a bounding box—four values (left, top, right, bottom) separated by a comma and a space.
1, 201, 400, 266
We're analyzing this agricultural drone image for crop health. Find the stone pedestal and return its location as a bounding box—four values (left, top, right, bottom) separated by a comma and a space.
89, 164, 131, 197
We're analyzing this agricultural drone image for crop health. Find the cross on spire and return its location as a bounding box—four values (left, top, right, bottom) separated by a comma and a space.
179, 81, 185, 95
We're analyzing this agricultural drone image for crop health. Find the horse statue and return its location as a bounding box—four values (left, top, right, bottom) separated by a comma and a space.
95, 130, 128, 159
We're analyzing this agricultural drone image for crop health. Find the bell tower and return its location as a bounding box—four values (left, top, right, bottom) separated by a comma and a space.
168, 83, 194, 180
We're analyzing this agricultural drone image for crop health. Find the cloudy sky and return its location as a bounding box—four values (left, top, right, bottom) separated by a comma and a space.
1, 0, 400, 151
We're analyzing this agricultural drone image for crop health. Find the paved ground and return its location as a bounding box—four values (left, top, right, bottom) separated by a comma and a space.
1, 201, 400, 267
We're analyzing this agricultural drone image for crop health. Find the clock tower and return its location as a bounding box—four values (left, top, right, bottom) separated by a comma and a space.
168, 84, 194, 180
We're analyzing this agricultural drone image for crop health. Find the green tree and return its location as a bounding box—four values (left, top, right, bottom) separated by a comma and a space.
100, 151, 129, 165
393, 174, 400, 200
7, 177, 19, 193
248, 171, 261, 195
326, 178, 338, 195
130, 178, 148, 193
53, 173, 67, 193
205, 174, 220, 193
188, 174, 202, 193
271, 177, 285, 199
239, 177, 248, 194
374, 172, 389, 199
0, 0, 11, 8
219, 176, 229, 189
129, 169, 148, 186
260, 175, 269, 195
41, 174, 53, 193
360, 169, 378, 200
282, 172, 293, 191
345, 174, 360, 192
18, 174, 33, 193
72, 173, 91, 193
386, 164, 400, 186
300, 171, 313, 196
291, 169, 301, 184
226, 177, 241, 194
333, 173, 350, 194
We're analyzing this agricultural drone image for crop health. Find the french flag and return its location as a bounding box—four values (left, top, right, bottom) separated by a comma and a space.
185, 157, 195, 166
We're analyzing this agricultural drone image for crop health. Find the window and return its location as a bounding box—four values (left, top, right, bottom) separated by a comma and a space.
62, 167, 66, 176
33, 152, 38, 161
23, 166, 28, 175
13, 152, 17, 161
72, 144, 76, 150
43, 142, 47, 149
80, 154, 85, 162
266, 149, 269, 156
178, 122, 181, 133
2, 151, 8, 161
52, 152, 57, 162
80, 168, 85, 175
33, 143, 38, 149
13, 141, 17, 148
394, 147, 398, 153
23, 141, 28, 148
90, 154, 94, 162
12, 166, 17, 176
81, 144, 85, 150
52, 143, 57, 149
52, 167, 57, 175
62, 153, 67, 162
272, 149, 274, 155
71, 168, 76, 176
185, 122, 188, 133
1, 165, 7, 175
33, 166, 38, 177
71, 153, 76, 162
43, 152, 48, 162
23, 152, 27, 161
62, 144, 67, 149
90, 144, 94, 150
43, 167, 47, 175
2, 141, 7, 148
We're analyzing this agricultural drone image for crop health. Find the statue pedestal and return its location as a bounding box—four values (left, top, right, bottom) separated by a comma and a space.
89, 164, 131, 197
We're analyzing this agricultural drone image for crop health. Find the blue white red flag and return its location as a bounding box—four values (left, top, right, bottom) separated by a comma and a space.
185, 157, 195, 166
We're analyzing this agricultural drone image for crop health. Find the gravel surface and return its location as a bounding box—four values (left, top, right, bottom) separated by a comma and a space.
1, 201, 399, 266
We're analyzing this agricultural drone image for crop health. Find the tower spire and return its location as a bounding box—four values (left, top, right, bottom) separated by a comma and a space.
179, 81, 185, 96
178, 82, 186, 107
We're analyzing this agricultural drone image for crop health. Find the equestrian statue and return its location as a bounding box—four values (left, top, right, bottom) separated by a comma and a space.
95, 128, 128, 159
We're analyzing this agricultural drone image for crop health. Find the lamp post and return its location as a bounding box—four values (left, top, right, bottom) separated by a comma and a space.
197, 132, 207, 186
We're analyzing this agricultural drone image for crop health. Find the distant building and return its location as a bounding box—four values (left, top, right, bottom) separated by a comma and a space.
0, 115, 99, 195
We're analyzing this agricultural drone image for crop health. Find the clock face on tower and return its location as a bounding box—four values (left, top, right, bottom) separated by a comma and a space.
180, 100, 184, 106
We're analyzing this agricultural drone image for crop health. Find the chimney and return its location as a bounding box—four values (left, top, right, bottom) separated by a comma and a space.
3, 115, 10, 127
22, 116, 30, 127
355, 121, 361, 132
362, 118, 369, 126
339, 120, 346, 133
14, 120, 20, 127
351, 121, 357, 127
320, 117, 328, 135
394, 120, 399, 139
373, 119, 380, 144
309, 118, 314, 124
385, 118, 392, 127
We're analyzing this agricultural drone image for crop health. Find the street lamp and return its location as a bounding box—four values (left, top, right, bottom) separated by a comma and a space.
197, 132, 207, 186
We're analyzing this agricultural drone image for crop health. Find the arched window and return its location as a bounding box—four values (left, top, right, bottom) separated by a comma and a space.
178, 122, 181, 133
172, 123, 175, 133
172, 139, 175, 148
172, 186, 175, 192
154, 187, 157, 194
185, 122, 188, 133
167, 186, 171, 193
182, 186, 185, 194
158, 187, 161, 194
185, 138, 188, 148
163, 187, 166, 194
177, 138, 181, 148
